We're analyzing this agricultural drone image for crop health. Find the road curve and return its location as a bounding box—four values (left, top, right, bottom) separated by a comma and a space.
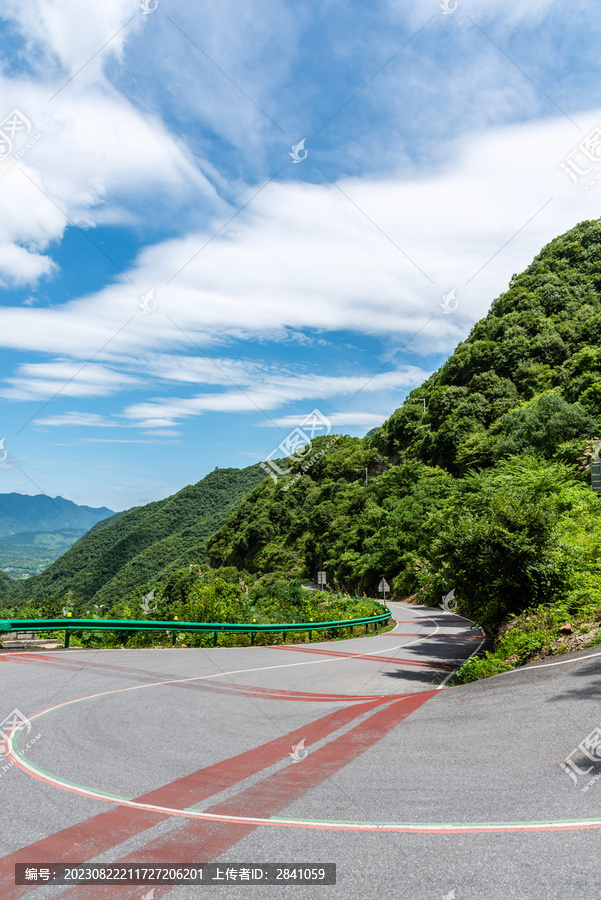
1, 601, 601, 899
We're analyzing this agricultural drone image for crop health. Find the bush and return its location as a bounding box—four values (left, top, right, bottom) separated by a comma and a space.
421, 456, 601, 631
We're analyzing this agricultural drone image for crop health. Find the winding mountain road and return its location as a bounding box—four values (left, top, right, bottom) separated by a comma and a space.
1, 601, 601, 899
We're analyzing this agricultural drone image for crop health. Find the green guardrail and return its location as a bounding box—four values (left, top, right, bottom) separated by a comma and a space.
0, 603, 391, 649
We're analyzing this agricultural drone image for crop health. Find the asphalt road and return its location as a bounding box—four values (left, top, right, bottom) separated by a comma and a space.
1, 601, 601, 899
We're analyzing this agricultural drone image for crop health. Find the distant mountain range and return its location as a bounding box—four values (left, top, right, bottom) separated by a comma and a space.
0, 465, 265, 606
0, 493, 115, 578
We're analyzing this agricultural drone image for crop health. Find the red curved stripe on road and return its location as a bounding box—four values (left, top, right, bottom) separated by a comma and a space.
56, 693, 436, 900
269, 643, 456, 670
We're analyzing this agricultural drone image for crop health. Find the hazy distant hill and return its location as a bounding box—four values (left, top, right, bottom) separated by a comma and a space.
0, 493, 114, 537
2, 465, 266, 608
0, 494, 115, 578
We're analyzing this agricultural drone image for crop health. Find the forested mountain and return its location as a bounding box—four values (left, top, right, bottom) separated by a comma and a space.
6, 219, 601, 663
0, 570, 13, 591
0, 466, 266, 609
0, 493, 115, 577
208, 220, 601, 634
373, 220, 601, 470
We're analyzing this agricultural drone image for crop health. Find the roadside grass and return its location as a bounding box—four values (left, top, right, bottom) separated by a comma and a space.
455, 601, 601, 683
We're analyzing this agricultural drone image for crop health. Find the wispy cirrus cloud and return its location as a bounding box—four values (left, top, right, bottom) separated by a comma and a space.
120, 367, 433, 427
1, 361, 139, 400
34, 411, 118, 427
257, 412, 386, 429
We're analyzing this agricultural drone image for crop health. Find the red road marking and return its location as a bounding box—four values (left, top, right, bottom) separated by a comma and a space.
66, 692, 436, 900
0, 696, 395, 899
314, 632, 486, 639
0, 651, 389, 703
268, 644, 456, 670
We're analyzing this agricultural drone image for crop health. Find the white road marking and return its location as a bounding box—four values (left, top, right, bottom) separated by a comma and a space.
493, 648, 601, 677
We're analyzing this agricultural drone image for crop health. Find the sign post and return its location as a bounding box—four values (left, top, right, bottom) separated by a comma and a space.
378, 578, 390, 604
591, 444, 601, 493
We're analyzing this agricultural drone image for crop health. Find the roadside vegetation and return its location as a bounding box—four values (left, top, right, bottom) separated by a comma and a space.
0, 571, 390, 649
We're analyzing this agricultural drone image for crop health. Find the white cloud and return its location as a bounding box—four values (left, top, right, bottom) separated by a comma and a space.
1, 361, 139, 400
1, 97, 601, 421
80, 437, 179, 444
121, 367, 432, 426
2, 106, 599, 358
0, 240, 56, 286
259, 412, 386, 429
35, 411, 118, 427
1, 0, 136, 76
0, 51, 224, 287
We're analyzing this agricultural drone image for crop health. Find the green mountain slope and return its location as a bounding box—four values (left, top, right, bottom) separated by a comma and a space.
208, 219, 601, 635
2, 465, 266, 610
0, 570, 13, 592
373, 219, 601, 470
0, 528, 88, 578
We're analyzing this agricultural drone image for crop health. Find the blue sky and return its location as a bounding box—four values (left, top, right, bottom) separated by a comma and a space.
0, 0, 600, 510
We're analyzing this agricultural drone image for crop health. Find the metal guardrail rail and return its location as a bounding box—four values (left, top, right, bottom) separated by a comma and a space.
0, 604, 391, 648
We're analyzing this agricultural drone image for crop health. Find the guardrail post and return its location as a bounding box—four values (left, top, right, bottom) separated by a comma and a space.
251, 631, 255, 646
213, 631, 218, 647
172, 630, 177, 646
365, 623, 369, 634
64, 630, 70, 649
